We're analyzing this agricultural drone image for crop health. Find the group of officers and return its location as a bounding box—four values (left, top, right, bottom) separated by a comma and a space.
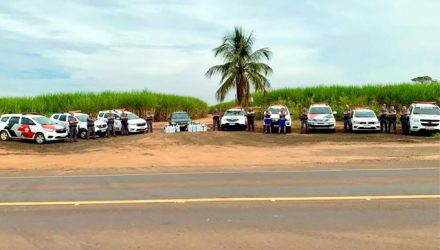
66, 111, 155, 143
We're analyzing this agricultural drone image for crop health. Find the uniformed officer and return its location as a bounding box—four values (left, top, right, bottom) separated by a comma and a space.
278, 108, 287, 134
400, 106, 410, 135
343, 105, 352, 132
246, 108, 255, 132
263, 109, 272, 134
212, 109, 220, 131
388, 105, 397, 134
86, 113, 96, 139
300, 107, 308, 134
121, 111, 129, 136
146, 111, 154, 133
106, 113, 116, 137
379, 104, 388, 133
68, 112, 78, 143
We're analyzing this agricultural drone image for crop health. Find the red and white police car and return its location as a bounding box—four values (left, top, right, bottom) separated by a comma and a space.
307, 103, 337, 132
0, 113, 68, 144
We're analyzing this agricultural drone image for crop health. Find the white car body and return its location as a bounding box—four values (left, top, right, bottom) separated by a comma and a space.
98, 110, 148, 133
307, 104, 337, 131
221, 108, 247, 130
0, 114, 67, 144
408, 103, 440, 132
50, 113, 108, 138
266, 105, 292, 133
350, 109, 380, 132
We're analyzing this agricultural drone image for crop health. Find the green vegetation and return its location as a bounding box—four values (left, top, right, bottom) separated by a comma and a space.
0, 90, 208, 120
212, 83, 440, 120
433, 133, 440, 139
206, 27, 272, 105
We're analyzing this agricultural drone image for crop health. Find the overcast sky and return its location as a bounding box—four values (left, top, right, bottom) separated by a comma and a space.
0, 0, 438, 104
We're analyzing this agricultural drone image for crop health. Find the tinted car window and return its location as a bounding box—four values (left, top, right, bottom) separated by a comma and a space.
21, 117, 36, 125
172, 113, 189, 119
413, 106, 440, 115
8, 117, 20, 126
310, 107, 332, 114
53, 115, 60, 120
1, 116, 9, 122
59, 115, 67, 121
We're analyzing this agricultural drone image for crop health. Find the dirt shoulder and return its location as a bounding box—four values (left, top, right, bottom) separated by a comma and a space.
0, 118, 439, 172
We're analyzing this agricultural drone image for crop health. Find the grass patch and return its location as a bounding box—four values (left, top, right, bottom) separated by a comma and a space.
433, 133, 440, 139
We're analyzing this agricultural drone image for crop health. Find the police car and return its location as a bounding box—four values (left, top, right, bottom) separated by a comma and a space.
307, 103, 337, 132
50, 112, 108, 139
408, 102, 440, 133
98, 109, 148, 133
266, 105, 292, 133
350, 108, 380, 132
0, 113, 68, 144
220, 108, 247, 130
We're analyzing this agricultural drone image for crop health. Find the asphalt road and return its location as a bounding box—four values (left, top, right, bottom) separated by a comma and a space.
0, 168, 439, 249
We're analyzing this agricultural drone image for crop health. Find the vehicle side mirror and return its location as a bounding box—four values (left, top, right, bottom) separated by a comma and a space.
116, 117, 121, 120
333, 111, 337, 115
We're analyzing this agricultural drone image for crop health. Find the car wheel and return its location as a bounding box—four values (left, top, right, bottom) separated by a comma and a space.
34, 133, 46, 144
0, 131, 9, 141
79, 129, 88, 139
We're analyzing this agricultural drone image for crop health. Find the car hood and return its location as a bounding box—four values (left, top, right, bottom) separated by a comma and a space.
308, 114, 334, 119
128, 118, 146, 124
353, 117, 378, 122
412, 114, 440, 120
270, 114, 291, 119
94, 120, 106, 126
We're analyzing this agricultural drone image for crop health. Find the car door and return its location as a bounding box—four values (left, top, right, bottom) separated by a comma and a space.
6, 116, 21, 138
113, 113, 122, 131
18, 117, 38, 139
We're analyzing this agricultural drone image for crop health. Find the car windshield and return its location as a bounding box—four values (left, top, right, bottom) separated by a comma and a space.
310, 107, 332, 114
126, 113, 139, 119
354, 111, 376, 118
172, 113, 189, 119
76, 114, 88, 122
269, 108, 288, 115
413, 106, 440, 115
225, 110, 244, 116
33, 116, 56, 125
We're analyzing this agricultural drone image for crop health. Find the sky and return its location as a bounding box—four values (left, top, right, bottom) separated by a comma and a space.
0, 0, 439, 104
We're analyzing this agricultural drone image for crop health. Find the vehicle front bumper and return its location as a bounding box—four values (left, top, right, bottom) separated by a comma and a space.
128, 124, 148, 133
45, 131, 68, 141
352, 124, 380, 131
270, 120, 292, 127
410, 123, 440, 132
307, 122, 336, 129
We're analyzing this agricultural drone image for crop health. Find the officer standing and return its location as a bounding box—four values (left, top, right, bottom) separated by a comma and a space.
86, 113, 96, 139
121, 111, 129, 136
106, 113, 116, 137
388, 105, 397, 134
343, 105, 352, 132
278, 108, 287, 134
300, 107, 308, 134
68, 113, 78, 143
146, 111, 154, 133
400, 106, 410, 135
379, 104, 388, 133
212, 109, 220, 131
246, 108, 255, 132
263, 109, 272, 134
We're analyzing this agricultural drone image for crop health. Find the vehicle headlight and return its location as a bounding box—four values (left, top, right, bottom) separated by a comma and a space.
411, 118, 420, 123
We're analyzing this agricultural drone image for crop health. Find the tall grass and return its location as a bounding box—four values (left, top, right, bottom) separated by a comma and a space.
211, 83, 440, 120
0, 90, 208, 120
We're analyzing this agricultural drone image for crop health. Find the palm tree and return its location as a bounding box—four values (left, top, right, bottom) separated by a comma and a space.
206, 27, 273, 105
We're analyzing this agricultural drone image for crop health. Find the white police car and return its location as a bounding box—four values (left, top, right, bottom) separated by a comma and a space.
266, 105, 292, 133
0, 113, 67, 144
221, 108, 247, 130
408, 102, 440, 133
98, 109, 147, 133
350, 108, 380, 132
50, 112, 108, 139
307, 103, 337, 132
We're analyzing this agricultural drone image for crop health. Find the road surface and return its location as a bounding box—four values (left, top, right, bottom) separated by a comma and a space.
0, 167, 439, 249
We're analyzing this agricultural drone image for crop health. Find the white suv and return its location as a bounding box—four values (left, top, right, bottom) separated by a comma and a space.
51, 112, 108, 139
350, 108, 380, 132
307, 103, 337, 132
408, 102, 440, 133
0, 114, 68, 144
221, 108, 247, 130
98, 109, 148, 133
267, 105, 292, 133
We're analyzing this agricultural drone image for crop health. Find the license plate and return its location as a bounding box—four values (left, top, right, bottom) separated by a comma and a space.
426, 127, 435, 130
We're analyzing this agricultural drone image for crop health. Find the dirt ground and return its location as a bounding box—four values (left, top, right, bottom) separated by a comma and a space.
0, 117, 439, 172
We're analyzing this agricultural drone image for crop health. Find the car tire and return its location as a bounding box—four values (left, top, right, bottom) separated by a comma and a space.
0, 130, 10, 141
34, 133, 46, 144
79, 129, 88, 139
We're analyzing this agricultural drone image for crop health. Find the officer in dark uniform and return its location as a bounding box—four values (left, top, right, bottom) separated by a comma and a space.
212, 109, 220, 131
87, 113, 96, 139
146, 111, 154, 133
343, 105, 352, 132
68, 113, 78, 142
121, 111, 129, 136
300, 107, 308, 134
388, 106, 397, 134
263, 109, 272, 134
246, 108, 255, 132
400, 106, 410, 135
379, 104, 388, 133
106, 113, 116, 137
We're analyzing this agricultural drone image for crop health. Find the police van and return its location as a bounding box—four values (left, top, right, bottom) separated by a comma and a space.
307, 103, 337, 132
350, 108, 380, 132
0, 113, 68, 144
50, 112, 108, 139
408, 102, 440, 133
98, 109, 148, 133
